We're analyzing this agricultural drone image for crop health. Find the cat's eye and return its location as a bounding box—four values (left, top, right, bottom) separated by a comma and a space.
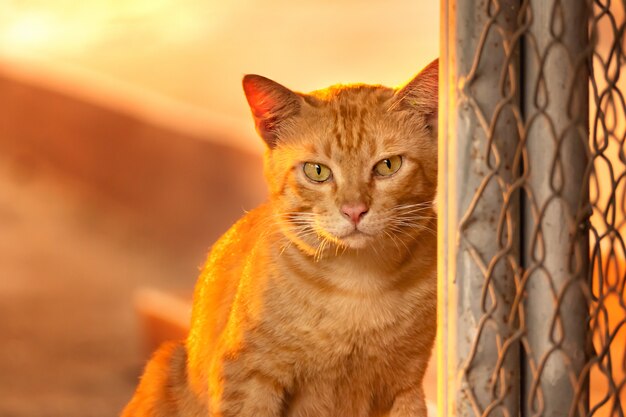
374, 156, 402, 176
303, 162, 332, 182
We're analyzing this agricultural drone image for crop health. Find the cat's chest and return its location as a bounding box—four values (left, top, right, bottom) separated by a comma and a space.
262, 252, 436, 365
278, 265, 419, 333
268, 269, 432, 356
297, 262, 432, 333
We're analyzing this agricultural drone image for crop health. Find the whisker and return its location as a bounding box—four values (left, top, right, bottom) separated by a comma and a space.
383, 230, 402, 256
387, 225, 420, 242
387, 227, 414, 251
370, 239, 382, 260
390, 203, 433, 212
392, 205, 432, 211
391, 221, 437, 236
394, 215, 437, 221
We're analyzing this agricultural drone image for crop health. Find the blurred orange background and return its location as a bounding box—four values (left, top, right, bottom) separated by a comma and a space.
0, 1, 438, 416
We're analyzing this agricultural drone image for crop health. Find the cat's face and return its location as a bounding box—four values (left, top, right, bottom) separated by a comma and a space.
243, 60, 438, 254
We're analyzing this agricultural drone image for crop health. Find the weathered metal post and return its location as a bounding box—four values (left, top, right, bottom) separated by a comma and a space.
521, 1, 590, 416
438, 0, 522, 416
440, 1, 626, 416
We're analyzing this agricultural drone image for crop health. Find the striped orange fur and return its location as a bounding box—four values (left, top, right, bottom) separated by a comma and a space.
121, 58, 438, 417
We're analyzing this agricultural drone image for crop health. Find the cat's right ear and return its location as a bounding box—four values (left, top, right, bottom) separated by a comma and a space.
392, 59, 439, 136
242, 75, 302, 148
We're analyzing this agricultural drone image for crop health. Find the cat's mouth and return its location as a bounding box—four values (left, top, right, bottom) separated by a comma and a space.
338, 229, 372, 248
344, 229, 368, 237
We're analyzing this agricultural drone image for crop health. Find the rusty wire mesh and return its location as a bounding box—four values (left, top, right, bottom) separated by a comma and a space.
439, 0, 626, 416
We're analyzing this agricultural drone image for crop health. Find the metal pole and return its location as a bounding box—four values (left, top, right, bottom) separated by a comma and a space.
522, 1, 590, 416
439, 0, 522, 416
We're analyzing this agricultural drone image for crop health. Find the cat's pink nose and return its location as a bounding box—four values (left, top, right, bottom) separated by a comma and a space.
341, 203, 369, 225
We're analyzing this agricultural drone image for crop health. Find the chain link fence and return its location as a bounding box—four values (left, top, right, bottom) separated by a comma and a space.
439, 1, 626, 416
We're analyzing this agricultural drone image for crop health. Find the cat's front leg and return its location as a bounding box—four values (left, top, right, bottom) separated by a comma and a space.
388, 385, 428, 417
214, 371, 286, 417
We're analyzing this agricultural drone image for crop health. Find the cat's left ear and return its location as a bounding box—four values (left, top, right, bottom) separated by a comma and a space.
392, 58, 438, 136
242, 74, 302, 149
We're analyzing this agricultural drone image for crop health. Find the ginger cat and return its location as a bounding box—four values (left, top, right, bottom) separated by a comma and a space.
121, 59, 438, 417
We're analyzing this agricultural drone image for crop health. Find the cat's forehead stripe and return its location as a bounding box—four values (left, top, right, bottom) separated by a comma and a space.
330, 92, 381, 151
299, 84, 403, 165
329, 110, 341, 158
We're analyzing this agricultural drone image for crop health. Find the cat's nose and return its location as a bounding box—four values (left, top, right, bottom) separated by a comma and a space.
341, 203, 369, 225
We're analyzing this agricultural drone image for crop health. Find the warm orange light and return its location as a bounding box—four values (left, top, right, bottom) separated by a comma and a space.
4, 14, 54, 50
